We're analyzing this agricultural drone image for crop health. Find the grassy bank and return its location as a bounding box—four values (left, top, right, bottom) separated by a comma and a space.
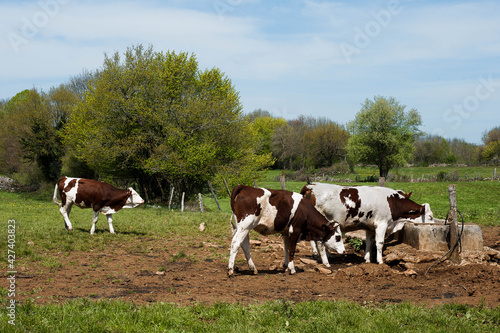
2, 299, 500, 332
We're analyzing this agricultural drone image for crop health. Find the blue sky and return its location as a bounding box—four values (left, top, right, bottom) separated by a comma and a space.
1, 0, 499, 144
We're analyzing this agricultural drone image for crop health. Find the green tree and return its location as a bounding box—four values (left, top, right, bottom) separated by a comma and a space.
303, 118, 349, 168
347, 96, 423, 178
64, 45, 272, 199
0, 89, 70, 183
246, 109, 287, 156
412, 135, 451, 166
481, 126, 500, 163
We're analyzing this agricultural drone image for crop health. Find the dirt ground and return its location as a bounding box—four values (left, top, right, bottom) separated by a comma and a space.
12, 226, 500, 308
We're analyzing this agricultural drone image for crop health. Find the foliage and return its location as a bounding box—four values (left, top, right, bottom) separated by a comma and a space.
481, 126, 500, 162
63, 45, 273, 199
347, 96, 423, 178
0, 87, 78, 183
270, 115, 350, 171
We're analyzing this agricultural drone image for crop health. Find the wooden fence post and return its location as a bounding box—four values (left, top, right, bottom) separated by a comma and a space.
207, 181, 221, 211
280, 173, 286, 190
181, 192, 185, 212
223, 178, 231, 197
168, 187, 174, 210
378, 177, 385, 187
448, 184, 460, 263
198, 193, 204, 213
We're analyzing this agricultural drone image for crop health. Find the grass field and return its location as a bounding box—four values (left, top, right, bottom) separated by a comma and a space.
1, 171, 500, 332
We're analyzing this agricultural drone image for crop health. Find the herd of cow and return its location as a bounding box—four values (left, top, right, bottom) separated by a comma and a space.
53, 176, 434, 276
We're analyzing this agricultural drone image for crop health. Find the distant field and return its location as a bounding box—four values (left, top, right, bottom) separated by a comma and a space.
204, 168, 500, 227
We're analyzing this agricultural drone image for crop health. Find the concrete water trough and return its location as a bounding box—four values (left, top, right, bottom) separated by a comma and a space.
401, 220, 483, 252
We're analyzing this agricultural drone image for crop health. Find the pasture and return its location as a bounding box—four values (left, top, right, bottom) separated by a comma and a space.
1, 178, 500, 331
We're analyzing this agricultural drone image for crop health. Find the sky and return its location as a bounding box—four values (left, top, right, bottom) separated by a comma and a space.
1, 0, 499, 144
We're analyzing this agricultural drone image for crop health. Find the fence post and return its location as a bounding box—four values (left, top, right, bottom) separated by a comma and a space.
378, 177, 385, 187
448, 184, 460, 264
181, 192, 185, 212
223, 178, 231, 197
168, 187, 174, 210
207, 181, 221, 211
198, 193, 204, 213
280, 173, 286, 190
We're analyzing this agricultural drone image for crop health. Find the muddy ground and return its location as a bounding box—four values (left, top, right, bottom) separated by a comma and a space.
11, 226, 500, 307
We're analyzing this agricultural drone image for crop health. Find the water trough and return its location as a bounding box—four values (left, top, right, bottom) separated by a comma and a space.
400, 219, 483, 252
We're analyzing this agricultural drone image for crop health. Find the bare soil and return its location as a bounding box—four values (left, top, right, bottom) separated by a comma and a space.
11, 226, 500, 307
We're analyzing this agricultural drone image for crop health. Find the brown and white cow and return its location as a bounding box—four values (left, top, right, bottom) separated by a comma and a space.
301, 183, 434, 265
228, 185, 345, 276
53, 176, 144, 234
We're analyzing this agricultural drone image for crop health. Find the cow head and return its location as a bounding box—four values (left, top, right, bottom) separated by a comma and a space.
125, 188, 145, 208
322, 222, 345, 254
408, 202, 434, 223
421, 203, 434, 223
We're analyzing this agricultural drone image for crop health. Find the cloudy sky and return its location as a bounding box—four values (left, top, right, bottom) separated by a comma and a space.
1, 0, 499, 144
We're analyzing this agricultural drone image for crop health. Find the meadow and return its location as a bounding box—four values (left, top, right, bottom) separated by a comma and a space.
1, 170, 499, 332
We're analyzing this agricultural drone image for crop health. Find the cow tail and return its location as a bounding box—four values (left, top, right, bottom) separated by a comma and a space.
229, 185, 246, 235
53, 182, 61, 206
229, 214, 237, 235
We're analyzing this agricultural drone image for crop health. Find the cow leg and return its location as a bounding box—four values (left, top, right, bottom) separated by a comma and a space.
241, 234, 258, 275
90, 211, 99, 235
310, 240, 319, 257
282, 234, 290, 270
106, 214, 115, 234
228, 216, 257, 276
315, 241, 331, 268
364, 230, 375, 263
374, 223, 388, 264
284, 232, 301, 275
59, 204, 73, 231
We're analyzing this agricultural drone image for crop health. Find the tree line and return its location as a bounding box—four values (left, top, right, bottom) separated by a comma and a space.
1, 44, 499, 202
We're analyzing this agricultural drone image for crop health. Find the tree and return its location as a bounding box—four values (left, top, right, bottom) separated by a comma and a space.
303, 118, 349, 168
481, 126, 500, 163
246, 109, 287, 156
412, 135, 451, 166
64, 45, 273, 199
347, 96, 423, 178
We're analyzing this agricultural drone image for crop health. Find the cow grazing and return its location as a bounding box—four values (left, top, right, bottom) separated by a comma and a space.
301, 183, 434, 265
228, 185, 345, 276
53, 176, 144, 234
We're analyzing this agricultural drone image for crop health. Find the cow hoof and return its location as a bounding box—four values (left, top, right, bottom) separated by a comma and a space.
228, 269, 234, 277
68, 228, 73, 231
289, 269, 296, 275
253, 269, 259, 275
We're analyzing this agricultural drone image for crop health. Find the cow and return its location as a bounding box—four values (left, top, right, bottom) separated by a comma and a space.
301, 183, 434, 265
228, 185, 345, 276
53, 176, 144, 234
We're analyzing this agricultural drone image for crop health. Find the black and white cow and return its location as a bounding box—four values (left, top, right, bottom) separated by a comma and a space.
301, 183, 434, 264
228, 185, 345, 276
53, 176, 144, 234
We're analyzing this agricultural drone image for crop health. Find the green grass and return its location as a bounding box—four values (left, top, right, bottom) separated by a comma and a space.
1, 299, 499, 332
